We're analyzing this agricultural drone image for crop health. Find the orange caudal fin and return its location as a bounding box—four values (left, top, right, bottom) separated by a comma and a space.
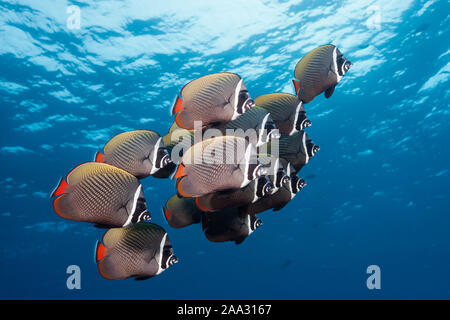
292, 79, 300, 95
53, 196, 71, 220
172, 163, 185, 179
94, 151, 104, 163
171, 95, 184, 115
162, 206, 172, 222
176, 176, 194, 198
174, 112, 189, 129
95, 241, 107, 263
51, 178, 68, 197
195, 197, 208, 212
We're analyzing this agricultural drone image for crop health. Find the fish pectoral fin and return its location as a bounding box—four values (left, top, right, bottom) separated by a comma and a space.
324, 85, 335, 99
134, 276, 153, 281
272, 204, 286, 212
93, 224, 111, 229
235, 237, 246, 245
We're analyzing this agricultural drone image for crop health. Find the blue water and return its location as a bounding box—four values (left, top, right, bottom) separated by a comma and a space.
1, 0, 449, 299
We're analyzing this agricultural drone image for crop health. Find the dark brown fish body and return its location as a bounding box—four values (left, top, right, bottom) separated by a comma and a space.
265, 131, 319, 173
95, 222, 178, 280
241, 164, 306, 215
254, 93, 311, 135
293, 44, 352, 103
162, 127, 196, 162
52, 162, 150, 227
257, 155, 291, 193
95, 130, 173, 179
202, 208, 262, 245
163, 194, 203, 228
195, 175, 274, 212
176, 136, 267, 197
219, 106, 279, 146
173, 73, 255, 129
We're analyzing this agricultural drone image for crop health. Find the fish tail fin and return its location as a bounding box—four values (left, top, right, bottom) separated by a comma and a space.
171, 95, 184, 115
176, 176, 195, 197
53, 194, 79, 221
194, 197, 210, 212
95, 241, 107, 263
51, 177, 68, 198
292, 79, 300, 95
94, 151, 105, 163
171, 163, 185, 179
174, 112, 187, 129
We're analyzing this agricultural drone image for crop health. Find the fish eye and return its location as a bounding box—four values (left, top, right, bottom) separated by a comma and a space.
344, 61, 351, 70
265, 119, 276, 130
239, 91, 249, 100
236, 91, 251, 114
158, 148, 168, 157
312, 145, 320, 155
297, 178, 307, 190
169, 255, 178, 266
264, 183, 273, 195
246, 99, 255, 110
303, 119, 312, 129
281, 174, 290, 186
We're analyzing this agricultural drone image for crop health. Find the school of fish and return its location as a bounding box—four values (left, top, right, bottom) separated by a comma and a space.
51, 44, 352, 280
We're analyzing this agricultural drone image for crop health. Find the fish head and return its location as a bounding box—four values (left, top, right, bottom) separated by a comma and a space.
137, 211, 152, 223
257, 113, 280, 146
232, 80, 255, 119
158, 233, 178, 273
332, 47, 352, 79
289, 175, 307, 196
150, 137, 173, 175
307, 142, 320, 158
255, 175, 275, 199
295, 111, 312, 131
124, 184, 151, 226
249, 214, 263, 232
247, 163, 269, 182
242, 143, 268, 186
275, 165, 290, 189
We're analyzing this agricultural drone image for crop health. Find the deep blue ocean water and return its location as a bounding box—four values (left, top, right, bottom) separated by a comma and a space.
0, 0, 449, 299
